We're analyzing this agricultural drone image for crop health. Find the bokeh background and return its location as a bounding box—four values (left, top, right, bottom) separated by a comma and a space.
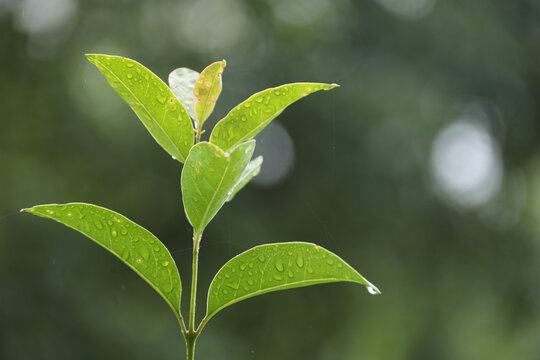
2, 0, 540, 359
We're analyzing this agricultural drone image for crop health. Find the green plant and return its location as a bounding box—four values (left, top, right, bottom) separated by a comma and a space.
22, 55, 380, 360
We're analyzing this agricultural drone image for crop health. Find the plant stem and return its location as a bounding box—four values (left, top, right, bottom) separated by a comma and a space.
186, 231, 202, 359
185, 332, 197, 360
195, 122, 202, 144
189, 231, 202, 331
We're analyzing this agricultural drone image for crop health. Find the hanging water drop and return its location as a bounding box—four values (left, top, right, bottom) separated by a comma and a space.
367, 286, 378, 295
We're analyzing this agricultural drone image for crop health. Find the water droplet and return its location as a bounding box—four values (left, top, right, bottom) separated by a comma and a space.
140, 246, 150, 260
46, 209, 54, 215
296, 255, 304, 268
307, 265, 314, 274
244, 286, 250, 291
274, 260, 284, 272
127, 73, 133, 79
120, 228, 128, 235
163, 261, 170, 267
111, 230, 117, 237
241, 115, 247, 122
162, 283, 173, 293
240, 263, 247, 271
367, 286, 378, 295
225, 274, 230, 279
326, 258, 334, 265
67, 213, 72, 217
248, 263, 254, 269
258, 255, 265, 262
337, 263, 343, 269
223, 289, 229, 295
126, 62, 134, 68
136, 259, 142, 264
288, 270, 294, 278
94, 220, 103, 230
156, 95, 166, 104
248, 279, 254, 285
273, 274, 283, 281
274, 90, 280, 96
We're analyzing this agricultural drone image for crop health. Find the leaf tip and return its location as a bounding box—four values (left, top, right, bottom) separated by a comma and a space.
85, 53, 100, 66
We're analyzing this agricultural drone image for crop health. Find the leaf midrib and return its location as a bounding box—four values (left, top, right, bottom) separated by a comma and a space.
196, 153, 232, 234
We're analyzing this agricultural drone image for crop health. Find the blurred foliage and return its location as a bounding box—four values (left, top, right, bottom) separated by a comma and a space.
2, 0, 540, 359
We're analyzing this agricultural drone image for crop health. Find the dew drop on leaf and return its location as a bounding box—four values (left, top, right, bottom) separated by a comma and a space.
367, 286, 378, 295
94, 219, 103, 230
156, 95, 166, 104
274, 260, 284, 272
140, 246, 150, 260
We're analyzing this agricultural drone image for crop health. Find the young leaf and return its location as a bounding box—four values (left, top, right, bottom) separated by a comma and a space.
86, 54, 194, 162
226, 156, 263, 202
210, 83, 339, 151
181, 141, 255, 235
22, 203, 182, 317
194, 60, 226, 126
169, 67, 200, 122
204, 242, 379, 322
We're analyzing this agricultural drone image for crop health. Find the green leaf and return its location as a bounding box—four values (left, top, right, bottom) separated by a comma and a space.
210, 82, 339, 151
169, 67, 199, 122
194, 60, 226, 127
181, 141, 255, 235
86, 54, 194, 162
226, 156, 263, 202
205, 242, 379, 321
22, 203, 182, 317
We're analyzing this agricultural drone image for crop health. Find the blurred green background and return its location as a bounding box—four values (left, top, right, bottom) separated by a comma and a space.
2, 0, 540, 359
